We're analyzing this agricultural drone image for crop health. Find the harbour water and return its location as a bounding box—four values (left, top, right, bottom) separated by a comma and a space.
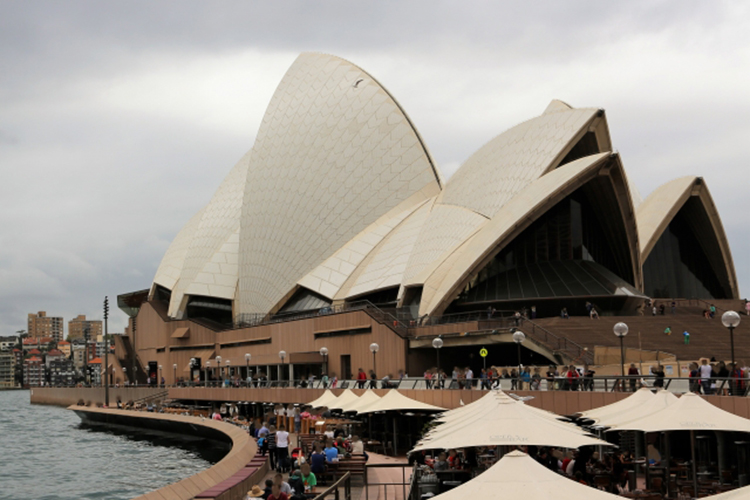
0, 390, 228, 500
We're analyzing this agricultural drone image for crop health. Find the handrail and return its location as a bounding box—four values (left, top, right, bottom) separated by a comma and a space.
522, 319, 595, 364
364, 463, 412, 500
312, 471, 351, 500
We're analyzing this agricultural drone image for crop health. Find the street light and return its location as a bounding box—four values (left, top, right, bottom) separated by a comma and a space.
245, 353, 251, 382
320, 347, 329, 375
722, 311, 741, 368
225, 359, 231, 378
279, 350, 286, 381
205, 360, 211, 386
432, 337, 443, 370
613, 322, 629, 379
370, 343, 379, 375
122, 366, 127, 385
216, 356, 222, 380
172, 363, 177, 386
512, 330, 525, 386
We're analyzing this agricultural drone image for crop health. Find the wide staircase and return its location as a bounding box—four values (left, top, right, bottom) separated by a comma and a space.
532, 299, 749, 363
113, 335, 148, 384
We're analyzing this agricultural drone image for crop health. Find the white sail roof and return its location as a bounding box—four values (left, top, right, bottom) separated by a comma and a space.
356, 389, 445, 414
577, 387, 655, 423
307, 389, 338, 408
612, 392, 750, 433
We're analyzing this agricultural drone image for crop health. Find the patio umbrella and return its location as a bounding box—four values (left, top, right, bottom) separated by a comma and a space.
701, 484, 750, 499
342, 389, 381, 413
326, 389, 360, 411
592, 390, 678, 429
607, 392, 750, 496
430, 450, 621, 500
436, 390, 563, 425
306, 389, 338, 408
357, 389, 445, 414
413, 397, 610, 452
577, 387, 655, 424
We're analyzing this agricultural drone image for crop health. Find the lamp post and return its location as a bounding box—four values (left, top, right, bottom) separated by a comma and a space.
370, 343, 379, 375
226, 359, 231, 381
190, 357, 196, 384
279, 350, 286, 381
216, 355, 222, 381
103, 296, 109, 405
245, 353, 251, 383
512, 330, 525, 387
320, 347, 328, 375
205, 361, 210, 387
122, 366, 127, 386
613, 322, 629, 379
173, 363, 177, 386
722, 311, 741, 368
432, 337, 443, 369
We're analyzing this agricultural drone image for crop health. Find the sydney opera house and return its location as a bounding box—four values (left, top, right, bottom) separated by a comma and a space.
116, 53, 739, 384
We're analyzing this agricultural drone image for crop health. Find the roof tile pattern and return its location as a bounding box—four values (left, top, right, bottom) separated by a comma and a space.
236, 53, 440, 315
167, 151, 251, 317
439, 107, 598, 218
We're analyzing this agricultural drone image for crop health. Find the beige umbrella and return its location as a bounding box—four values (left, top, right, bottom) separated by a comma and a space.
609, 392, 750, 495
577, 387, 654, 424
413, 397, 610, 451
430, 450, 621, 500
357, 389, 445, 414
611, 392, 750, 433
702, 485, 750, 499
436, 390, 562, 425
342, 389, 381, 413
306, 389, 338, 408
593, 390, 678, 429
326, 389, 360, 411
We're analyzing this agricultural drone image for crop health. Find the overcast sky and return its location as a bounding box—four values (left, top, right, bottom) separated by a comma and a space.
1, 1, 748, 334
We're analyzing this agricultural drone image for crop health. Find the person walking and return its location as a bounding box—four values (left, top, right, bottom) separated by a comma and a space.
276, 424, 290, 472
368, 370, 377, 389
683, 330, 690, 344
700, 359, 713, 395
664, 326, 672, 336
356, 368, 367, 389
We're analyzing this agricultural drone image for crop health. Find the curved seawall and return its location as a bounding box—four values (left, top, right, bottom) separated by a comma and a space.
71, 406, 264, 500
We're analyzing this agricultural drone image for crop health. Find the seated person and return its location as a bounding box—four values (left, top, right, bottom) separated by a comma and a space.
262, 479, 274, 500
267, 483, 287, 500
351, 435, 365, 454
447, 449, 462, 469
274, 474, 292, 496
324, 440, 339, 463
299, 463, 317, 493
433, 451, 449, 471
310, 444, 327, 475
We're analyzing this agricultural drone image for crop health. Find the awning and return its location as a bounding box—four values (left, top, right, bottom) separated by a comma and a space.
608, 392, 750, 433
593, 390, 677, 429
430, 450, 621, 500
577, 387, 654, 423
307, 390, 338, 408
357, 389, 445, 414
327, 389, 360, 411
343, 390, 381, 413
171, 327, 190, 339
413, 392, 609, 452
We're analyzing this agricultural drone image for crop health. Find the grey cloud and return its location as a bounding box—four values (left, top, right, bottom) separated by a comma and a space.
0, 1, 748, 334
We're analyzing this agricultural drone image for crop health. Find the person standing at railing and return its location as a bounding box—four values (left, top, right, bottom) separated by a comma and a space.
368, 370, 377, 389
627, 364, 639, 392
652, 364, 665, 388
699, 359, 713, 395
424, 369, 433, 389
356, 368, 366, 389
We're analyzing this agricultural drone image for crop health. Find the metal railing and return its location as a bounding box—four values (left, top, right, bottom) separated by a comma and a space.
313, 471, 352, 500
168, 375, 750, 396
364, 463, 415, 500
522, 319, 595, 364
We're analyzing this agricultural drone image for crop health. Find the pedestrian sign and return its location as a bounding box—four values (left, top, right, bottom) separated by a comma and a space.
479, 348, 488, 358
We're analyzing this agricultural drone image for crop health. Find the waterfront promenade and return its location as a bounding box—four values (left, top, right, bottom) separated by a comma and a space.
70, 405, 264, 500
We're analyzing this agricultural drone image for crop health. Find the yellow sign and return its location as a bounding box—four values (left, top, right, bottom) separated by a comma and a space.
480, 348, 488, 358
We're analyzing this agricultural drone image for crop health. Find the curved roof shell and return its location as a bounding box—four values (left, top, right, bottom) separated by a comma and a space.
235, 53, 442, 316
636, 176, 738, 298
150, 53, 738, 321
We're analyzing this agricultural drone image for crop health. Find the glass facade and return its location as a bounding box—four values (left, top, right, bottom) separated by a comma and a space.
454, 185, 634, 305
643, 205, 728, 299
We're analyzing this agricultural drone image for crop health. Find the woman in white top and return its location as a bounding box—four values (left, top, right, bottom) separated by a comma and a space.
275, 424, 290, 473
